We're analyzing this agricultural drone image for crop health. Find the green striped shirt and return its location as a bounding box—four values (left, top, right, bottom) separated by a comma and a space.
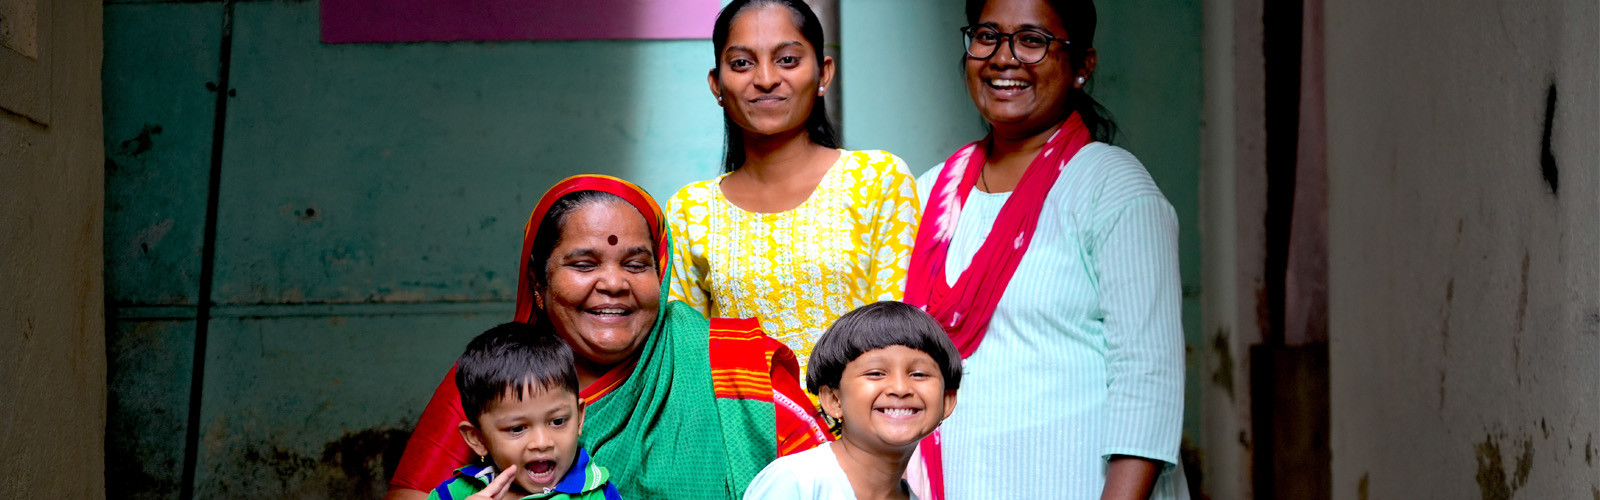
427, 448, 622, 500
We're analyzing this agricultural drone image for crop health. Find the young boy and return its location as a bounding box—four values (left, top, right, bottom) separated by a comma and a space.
429, 322, 622, 500
743, 301, 962, 500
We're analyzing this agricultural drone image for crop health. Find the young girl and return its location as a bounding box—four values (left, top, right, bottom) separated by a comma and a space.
668, 0, 921, 379
743, 302, 961, 500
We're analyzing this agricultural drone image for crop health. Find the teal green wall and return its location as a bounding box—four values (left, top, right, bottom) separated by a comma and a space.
106, 0, 1200, 497
841, 0, 986, 171
842, 0, 1204, 453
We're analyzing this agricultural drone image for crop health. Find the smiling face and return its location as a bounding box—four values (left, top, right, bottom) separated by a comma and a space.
965, 0, 1089, 138
709, 3, 834, 139
820, 345, 958, 453
461, 385, 584, 495
536, 201, 661, 371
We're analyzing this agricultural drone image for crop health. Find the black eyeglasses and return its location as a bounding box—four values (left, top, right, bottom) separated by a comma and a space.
961, 25, 1071, 64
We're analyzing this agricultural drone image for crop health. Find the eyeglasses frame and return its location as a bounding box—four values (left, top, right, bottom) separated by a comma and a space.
960, 25, 1072, 65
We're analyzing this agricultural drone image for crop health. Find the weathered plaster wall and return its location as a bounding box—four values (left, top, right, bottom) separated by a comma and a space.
0, 0, 107, 497
1324, 0, 1599, 497
1200, 0, 1267, 495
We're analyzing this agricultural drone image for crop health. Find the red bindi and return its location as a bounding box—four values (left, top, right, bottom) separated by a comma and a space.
608, 235, 618, 246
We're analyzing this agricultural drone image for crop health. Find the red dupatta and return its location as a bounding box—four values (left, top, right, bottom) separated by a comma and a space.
903, 113, 1091, 500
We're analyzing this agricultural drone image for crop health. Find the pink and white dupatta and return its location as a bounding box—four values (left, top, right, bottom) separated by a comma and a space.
903, 113, 1092, 500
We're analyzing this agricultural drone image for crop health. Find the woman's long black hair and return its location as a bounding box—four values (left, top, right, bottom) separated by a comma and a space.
966, 0, 1118, 144
711, 0, 840, 173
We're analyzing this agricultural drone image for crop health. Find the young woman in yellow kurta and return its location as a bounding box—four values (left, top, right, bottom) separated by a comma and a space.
668, 150, 919, 373
668, 0, 919, 376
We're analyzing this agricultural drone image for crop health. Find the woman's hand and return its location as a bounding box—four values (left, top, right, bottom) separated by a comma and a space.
467, 464, 518, 500
1100, 455, 1160, 500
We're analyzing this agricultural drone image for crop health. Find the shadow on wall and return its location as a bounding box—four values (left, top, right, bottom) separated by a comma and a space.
103, 1, 726, 498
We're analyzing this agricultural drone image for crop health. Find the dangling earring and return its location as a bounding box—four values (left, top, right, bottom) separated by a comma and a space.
535, 291, 544, 310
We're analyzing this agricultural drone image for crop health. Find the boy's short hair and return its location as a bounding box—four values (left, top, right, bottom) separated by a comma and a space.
806, 301, 963, 394
456, 321, 580, 425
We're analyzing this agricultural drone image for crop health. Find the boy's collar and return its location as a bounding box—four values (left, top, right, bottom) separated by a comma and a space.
461, 448, 607, 497
549, 448, 597, 494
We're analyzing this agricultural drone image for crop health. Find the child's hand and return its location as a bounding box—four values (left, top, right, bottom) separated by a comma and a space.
467, 464, 517, 500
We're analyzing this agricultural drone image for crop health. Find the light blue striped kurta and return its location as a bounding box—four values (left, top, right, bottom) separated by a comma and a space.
916, 143, 1188, 500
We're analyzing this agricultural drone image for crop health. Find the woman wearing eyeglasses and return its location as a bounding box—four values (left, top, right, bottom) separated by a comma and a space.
903, 0, 1189, 499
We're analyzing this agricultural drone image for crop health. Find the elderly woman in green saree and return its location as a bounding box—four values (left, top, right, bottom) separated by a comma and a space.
385, 175, 829, 500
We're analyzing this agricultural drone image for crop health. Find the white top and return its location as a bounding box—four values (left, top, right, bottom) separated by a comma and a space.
743, 442, 919, 500
915, 142, 1190, 499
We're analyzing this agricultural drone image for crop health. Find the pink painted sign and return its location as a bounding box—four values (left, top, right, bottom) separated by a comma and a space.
321, 0, 723, 43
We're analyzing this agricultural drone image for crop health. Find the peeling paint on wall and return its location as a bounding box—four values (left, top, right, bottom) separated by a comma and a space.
220, 425, 411, 498
117, 123, 162, 157
1438, 277, 1452, 409
1539, 82, 1558, 195
1476, 435, 1512, 500
1210, 328, 1235, 400
1475, 433, 1536, 500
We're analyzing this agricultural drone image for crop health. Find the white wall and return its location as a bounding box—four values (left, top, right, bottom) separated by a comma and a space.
0, 0, 107, 497
1324, 0, 1598, 497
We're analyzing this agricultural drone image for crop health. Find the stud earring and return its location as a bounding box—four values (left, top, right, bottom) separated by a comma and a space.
1076, 76, 1085, 86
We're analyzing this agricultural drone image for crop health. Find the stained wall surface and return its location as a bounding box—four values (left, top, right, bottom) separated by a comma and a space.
1324, 0, 1599, 497
0, 0, 107, 497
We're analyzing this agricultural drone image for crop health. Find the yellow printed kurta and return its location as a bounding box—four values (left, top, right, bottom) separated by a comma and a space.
667, 150, 920, 376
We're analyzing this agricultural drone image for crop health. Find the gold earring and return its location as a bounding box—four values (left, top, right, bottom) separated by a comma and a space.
535, 291, 544, 309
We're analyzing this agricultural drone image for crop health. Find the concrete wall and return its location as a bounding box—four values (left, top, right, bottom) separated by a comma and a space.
0, 0, 107, 498
1324, 0, 1599, 498
1199, 0, 1268, 495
